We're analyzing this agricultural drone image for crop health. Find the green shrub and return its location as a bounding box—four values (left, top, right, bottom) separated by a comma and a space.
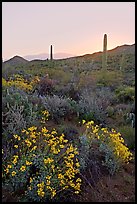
118, 125, 135, 150
115, 86, 135, 103
96, 70, 122, 88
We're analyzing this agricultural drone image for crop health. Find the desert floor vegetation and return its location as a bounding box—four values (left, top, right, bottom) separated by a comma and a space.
2, 49, 135, 202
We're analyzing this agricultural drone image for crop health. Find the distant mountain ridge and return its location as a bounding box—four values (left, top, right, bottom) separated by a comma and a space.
23, 52, 76, 61
81, 44, 135, 58
3, 43, 135, 66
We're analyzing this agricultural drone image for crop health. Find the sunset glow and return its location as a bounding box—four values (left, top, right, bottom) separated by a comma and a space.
2, 2, 135, 61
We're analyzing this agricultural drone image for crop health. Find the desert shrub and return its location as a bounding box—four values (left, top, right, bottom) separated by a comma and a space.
106, 106, 115, 118
82, 112, 95, 122
79, 120, 133, 175
110, 103, 134, 127
115, 86, 135, 103
40, 95, 72, 122
57, 124, 79, 145
114, 103, 132, 115
2, 113, 82, 202
36, 75, 55, 96
2, 65, 19, 80
118, 125, 135, 150
96, 70, 122, 88
2, 87, 39, 127
2, 87, 40, 161
78, 134, 105, 187
78, 88, 113, 124
124, 112, 135, 128
78, 135, 90, 170
55, 84, 80, 101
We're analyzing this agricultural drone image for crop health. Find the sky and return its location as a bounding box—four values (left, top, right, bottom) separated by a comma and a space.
2, 2, 135, 61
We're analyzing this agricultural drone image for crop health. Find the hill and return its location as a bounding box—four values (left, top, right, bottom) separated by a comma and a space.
75, 43, 135, 59
4, 55, 28, 66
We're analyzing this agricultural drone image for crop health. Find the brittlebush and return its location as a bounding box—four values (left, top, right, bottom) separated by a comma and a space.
82, 120, 133, 174
2, 111, 81, 202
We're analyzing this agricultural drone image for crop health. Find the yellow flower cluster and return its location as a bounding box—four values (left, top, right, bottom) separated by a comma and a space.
4, 113, 81, 201
30, 76, 40, 87
108, 130, 133, 163
2, 75, 33, 91
41, 110, 50, 123
84, 120, 133, 164
2, 78, 8, 87
2, 75, 41, 92
13, 134, 21, 141
37, 181, 45, 197
44, 158, 54, 164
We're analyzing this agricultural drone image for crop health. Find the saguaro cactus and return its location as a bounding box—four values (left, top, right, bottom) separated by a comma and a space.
102, 34, 107, 70
50, 45, 53, 60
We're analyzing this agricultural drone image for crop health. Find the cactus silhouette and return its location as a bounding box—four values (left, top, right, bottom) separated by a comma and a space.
102, 34, 107, 70
50, 45, 53, 60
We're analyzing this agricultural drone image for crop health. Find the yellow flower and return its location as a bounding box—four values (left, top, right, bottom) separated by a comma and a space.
46, 180, 51, 185
29, 177, 33, 183
30, 146, 37, 152
28, 186, 32, 190
82, 119, 86, 124
46, 175, 51, 180
18, 136, 21, 141
90, 120, 94, 124
14, 145, 18, 148
12, 159, 17, 165
93, 128, 99, 134
37, 190, 45, 197
51, 130, 57, 135
7, 165, 12, 169
76, 162, 80, 168
13, 155, 18, 158
4, 168, 9, 174
64, 139, 68, 143
25, 139, 32, 147
44, 158, 54, 164
20, 166, 26, 171
58, 173, 64, 179
26, 160, 32, 165
74, 191, 80, 194
37, 181, 44, 188
42, 127, 48, 133
51, 189, 56, 198
28, 126, 37, 131
12, 171, 16, 176
32, 139, 36, 143
76, 178, 82, 182
13, 134, 18, 139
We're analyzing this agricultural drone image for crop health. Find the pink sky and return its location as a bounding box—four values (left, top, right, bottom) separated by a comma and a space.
2, 2, 135, 60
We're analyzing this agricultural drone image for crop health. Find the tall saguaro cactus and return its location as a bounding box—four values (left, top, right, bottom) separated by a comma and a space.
102, 34, 107, 70
50, 45, 53, 60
